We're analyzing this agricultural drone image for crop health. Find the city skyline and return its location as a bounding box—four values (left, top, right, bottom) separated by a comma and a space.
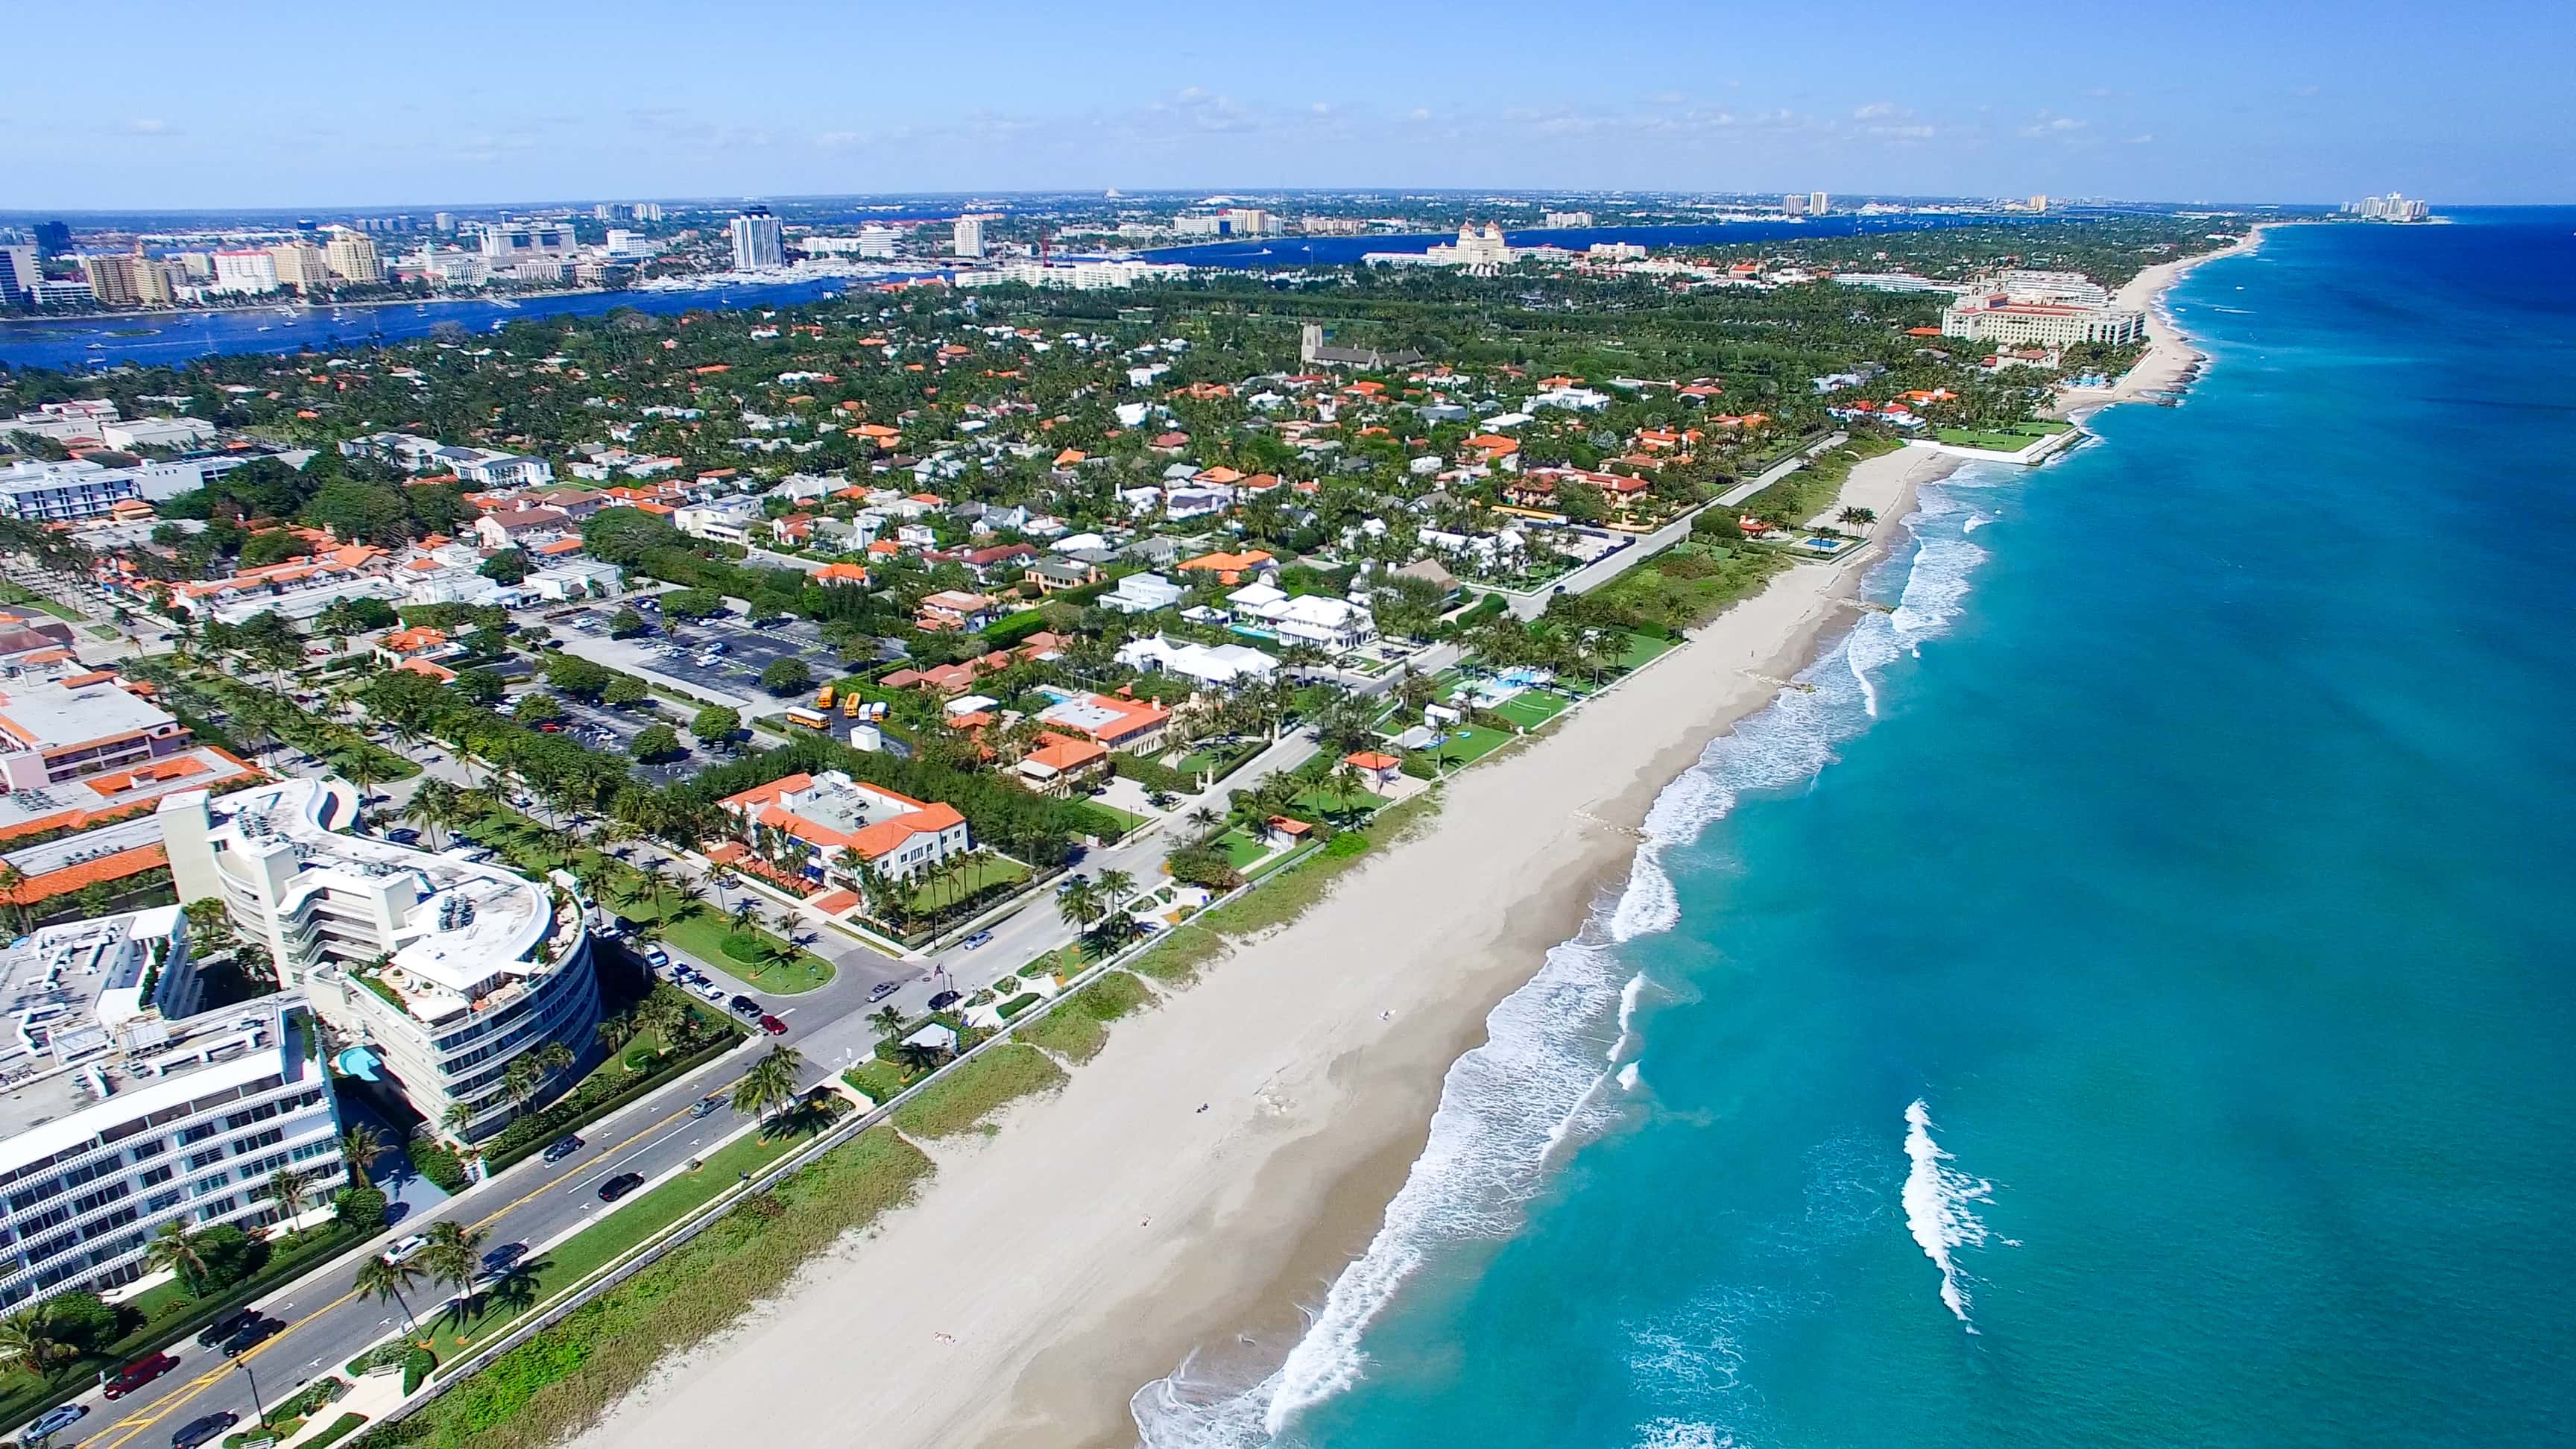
3, 0, 2569, 209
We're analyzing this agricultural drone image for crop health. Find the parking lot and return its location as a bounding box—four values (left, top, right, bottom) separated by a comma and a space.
502, 679, 701, 785
556, 602, 831, 715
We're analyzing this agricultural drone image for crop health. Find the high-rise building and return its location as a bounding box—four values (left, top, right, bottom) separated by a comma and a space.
1809, 192, 1831, 215
80, 256, 142, 309
268, 239, 331, 291
476, 221, 575, 262
161, 777, 604, 1143
633, 201, 664, 222
32, 221, 70, 256
0, 244, 35, 307
129, 253, 174, 306
730, 206, 785, 270
953, 215, 985, 258
2350, 192, 2431, 221
432, 212, 455, 232
1782, 193, 1809, 216
1542, 211, 1596, 228
323, 230, 382, 284
0, 907, 346, 1313
856, 224, 900, 259
210, 250, 280, 294
2028, 195, 2050, 212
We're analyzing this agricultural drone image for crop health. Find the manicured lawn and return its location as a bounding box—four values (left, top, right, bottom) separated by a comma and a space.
1609, 628, 1679, 672
908, 853, 1030, 912
1214, 827, 1269, 870
1067, 801, 1149, 839
0, 582, 85, 622
424, 1122, 814, 1363
655, 907, 836, 994
1291, 786, 1391, 821
1421, 724, 1515, 768
1493, 690, 1572, 729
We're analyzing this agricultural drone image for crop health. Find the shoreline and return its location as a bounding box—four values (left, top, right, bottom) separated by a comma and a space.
569, 444, 1957, 1449
2045, 222, 2273, 421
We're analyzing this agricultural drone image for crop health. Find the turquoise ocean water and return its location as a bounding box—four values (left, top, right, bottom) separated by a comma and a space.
1133, 211, 2576, 1448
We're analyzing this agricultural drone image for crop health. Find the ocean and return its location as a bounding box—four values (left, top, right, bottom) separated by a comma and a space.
1133, 209, 2576, 1447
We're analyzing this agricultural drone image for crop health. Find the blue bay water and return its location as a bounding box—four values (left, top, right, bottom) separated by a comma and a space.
1137, 211, 2576, 1448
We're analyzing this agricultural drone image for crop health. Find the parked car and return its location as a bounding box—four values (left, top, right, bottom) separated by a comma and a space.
103, 1351, 181, 1399
19, 1401, 86, 1440
539, 722, 563, 733
542, 1135, 584, 1164
689, 1094, 726, 1120
867, 981, 901, 1003
960, 930, 994, 950
759, 1014, 788, 1035
169, 1411, 239, 1449
642, 945, 670, 967
382, 1233, 429, 1263
220, 1319, 280, 1357
727, 994, 762, 1019
597, 1172, 645, 1203
195, 1307, 259, 1349
926, 991, 961, 1011
695, 981, 727, 1005
385, 827, 421, 845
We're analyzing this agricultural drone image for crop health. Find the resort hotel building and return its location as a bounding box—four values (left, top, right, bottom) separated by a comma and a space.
159, 777, 602, 1144
1939, 292, 2146, 348
712, 771, 972, 888
0, 906, 344, 1311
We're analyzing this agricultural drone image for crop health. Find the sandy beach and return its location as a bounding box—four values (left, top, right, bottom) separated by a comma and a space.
2046, 224, 2271, 419
569, 444, 1955, 1449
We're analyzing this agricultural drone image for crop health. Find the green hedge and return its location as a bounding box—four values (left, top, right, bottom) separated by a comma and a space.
1110, 751, 1190, 794
307, 1413, 371, 1449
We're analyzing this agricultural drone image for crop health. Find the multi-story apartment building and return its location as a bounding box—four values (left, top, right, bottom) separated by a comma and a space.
209, 250, 280, 294
0, 672, 195, 790
730, 207, 784, 271
160, 778, 602, 1143
476, 221, 576, 262
268, 240, 330, 291
1940, 294, 2147, 348
952, 215, 985, 258
713, 771, 971, 886
0, 907, 344, 1311
322, 231, 382, 284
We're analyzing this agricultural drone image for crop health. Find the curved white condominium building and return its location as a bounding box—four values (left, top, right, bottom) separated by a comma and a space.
160, 777, 602, 1143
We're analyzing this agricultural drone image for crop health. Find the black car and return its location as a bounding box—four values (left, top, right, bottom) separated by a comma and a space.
171, 1411, 239, 1449
221, 1318, 280, 1357
597, 1172, 645, 1203
482, 1241, 529, 1274
926, 990, 962, 1011
195, 1307, 259, 1348
728, 994, 763, 1019
542, 1134, 584, 1164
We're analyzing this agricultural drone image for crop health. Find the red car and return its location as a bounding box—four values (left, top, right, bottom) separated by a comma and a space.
103, 1350, 180, 1398
539, 722, 563, 733
759, 1014, 788, 1035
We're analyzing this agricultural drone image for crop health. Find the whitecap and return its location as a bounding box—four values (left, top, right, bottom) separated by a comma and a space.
1901, 1099, 1994, 1333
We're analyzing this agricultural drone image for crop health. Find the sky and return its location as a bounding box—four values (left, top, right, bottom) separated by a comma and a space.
6, 0, 2570, 211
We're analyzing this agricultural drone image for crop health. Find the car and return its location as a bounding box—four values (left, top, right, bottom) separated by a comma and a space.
382, 1233, 429, 1263
695, 981, 727, 1005
195, 1307, 259, 1348
542, 1135, 584, 1164
482, 1241, 530, 1273
20, 1402, 86, 1440
926, 990, 961, 1011
597, 1172, 645, 1203
728, 994, 762, 1018
704, 641, 727, 654
642, 945, 670, 967
759, 1014, 787, 1035
170, 1411, 239, 1448
689, 1093, 726, 1119
960, 929, 994, 950
385, 827, 422, 845
221, 1319, 280, 1357
539, 722, 563, 733
103, 1351, 181, 1399
867, 980, 901, 1003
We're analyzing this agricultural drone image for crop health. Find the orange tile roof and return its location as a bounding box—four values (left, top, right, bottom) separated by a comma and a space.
1344, 751, 1401, 771
1, 843, 168, 905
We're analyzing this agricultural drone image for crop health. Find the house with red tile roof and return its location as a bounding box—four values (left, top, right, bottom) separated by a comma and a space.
1035, 691, 1172, 752
1014, 732, 1110, 797
1176, 549, 1276, 586
714, 770, 971, 883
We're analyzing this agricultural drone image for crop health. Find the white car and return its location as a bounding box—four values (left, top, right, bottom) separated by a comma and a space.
382, 1233, 429, 1264
695, 982, 727, 1005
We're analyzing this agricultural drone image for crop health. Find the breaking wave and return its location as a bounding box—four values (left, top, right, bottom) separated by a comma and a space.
1131, 470, 2012, 1446
1901, 1099, 1995, 1332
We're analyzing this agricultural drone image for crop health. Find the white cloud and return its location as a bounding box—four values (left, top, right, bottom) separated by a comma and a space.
1854, 101, 1900, 120
127, 118, 169, 134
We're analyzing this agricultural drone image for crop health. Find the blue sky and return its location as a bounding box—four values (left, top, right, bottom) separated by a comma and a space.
8, 0, 2569, 209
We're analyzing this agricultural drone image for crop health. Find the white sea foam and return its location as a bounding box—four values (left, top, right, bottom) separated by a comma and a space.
1133, 482, 2002, 1448
1635, 1420, 1742, 1449
1901, 1099, 1994, 1333
1962, 514, 1989, 533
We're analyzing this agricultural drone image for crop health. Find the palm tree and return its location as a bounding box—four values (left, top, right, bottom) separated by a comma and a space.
868, 1005, 905, 1038
728, 899, 759, 935
422, 1219, 488, 1320
669, 880, 708, 923
145, 1218, 210, 1295
596, 1011, 638, 1057
709, 864, 737, 911
1184, 806, 1220, 839
264, 1167, 315, 1231
439, 1101, 476, 1138
500, 1058, 546, 1120
730, 1044, 806, 1126
634, 990, 689, 1053
1096, 868, 1136, 920
0, 862, 28, 937
341, 1124, 387, 1190
1055, 877, 1104, 934
891, 1039, 947, 1077
0, 1304, 73, 1379
353, 1254, 426, 1339
636, 858, 668, 912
